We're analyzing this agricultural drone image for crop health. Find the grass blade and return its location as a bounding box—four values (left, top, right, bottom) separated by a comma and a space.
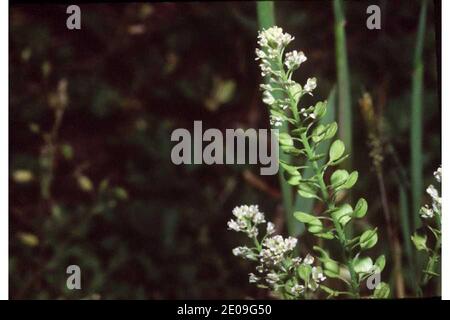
333, 0, 352, 171
411, 0, 427, 230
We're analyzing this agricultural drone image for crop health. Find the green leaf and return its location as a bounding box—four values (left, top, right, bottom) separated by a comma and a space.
279, 161, 301, 176
323, 122, 338, 140
286, 175, 301, 186
312, 124, 326, 143
313, 246, 340, 278
315, 232, 334, 240
291, 127, 308, 137
313, 246, 331, 259
328, 154, 349, 166
281, 146, 303, 156
289, 83, 302, 105
373, 282, 390, 299
374, 255, 386, 273
360, 228, 378, 250
342, 171, 358, 189
353, 256, 373, 274
297, 264, 312, 281
329, 139, 345, 161
330, 204, 352, 227
323, 260, 340, 277
298, 189, 320, 200
330, 169, 349, 188
294, 211, 322, 233
314, 101, 327, 119
310, 153, 326, 161
411, 232, 428, 251
279, 132, 294, 147
353, 198, 368, 218
298, 182, 320, 200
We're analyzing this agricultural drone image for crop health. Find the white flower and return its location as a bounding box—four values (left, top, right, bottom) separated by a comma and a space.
285, 237, 298, 251
256, 265, 264, 273
292, 257, 302, 265
260, 84, 272, 91
227, 219, 246, 232
290, 284, 305, 296
253, 211, 265, 224
270, 115, 283, 127
419, 166, 442, 219
232, 205, 261, 220
259, 63, 271, 77
257, 26, 294, 50
249, 273, 260, 283
259, 235, 298, 267
427, 185, 438, 200
303, 254, 314, 265
228, 205, 265, 237
304, 78, 317, 94
420, 205, 434, 219
434, 166, 441, 183
255, 48, 266, 60
262, 91, 275, 105
284, 50, 307, 69
232, 246, 255, 260
266, 272, 280, 285
312, 266, 326, 282
266, 222, 275, 235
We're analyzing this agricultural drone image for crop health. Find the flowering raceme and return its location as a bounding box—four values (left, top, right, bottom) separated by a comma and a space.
420, 167, 441, 219
229, 26, 390, 299
228, 205, 326, 299
412, 166, 441, 286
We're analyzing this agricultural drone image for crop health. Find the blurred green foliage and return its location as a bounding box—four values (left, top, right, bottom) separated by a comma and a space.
10, 1, 439, 299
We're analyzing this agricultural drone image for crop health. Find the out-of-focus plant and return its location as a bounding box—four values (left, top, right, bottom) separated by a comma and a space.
230, 26, 389, 299
333, 0, 352, 174
359, 92, 405, 297
411, 0, 427, 230
411, 166, 441, 294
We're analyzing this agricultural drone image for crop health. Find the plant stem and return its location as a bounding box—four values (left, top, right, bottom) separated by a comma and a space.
411, 0, 427, 230
300, 132, 359, 297
333, 0, 352, 174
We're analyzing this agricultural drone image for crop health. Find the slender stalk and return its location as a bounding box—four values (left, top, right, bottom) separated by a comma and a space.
333, 0, 352, 172
399, 183, 416, 291
294, 88, 336, 214
377, 171, 405, 297
411, 0, 427, 230
300, 132, 359, 297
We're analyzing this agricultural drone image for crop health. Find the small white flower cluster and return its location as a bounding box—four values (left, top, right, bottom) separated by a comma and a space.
434, 167, 441, 183
420, 166, 441, 219
227, 205, 265, 238
284, 50, 307, 70
259, 235, 298, 268
256, 26, 318, 128
228, 204, 326, 298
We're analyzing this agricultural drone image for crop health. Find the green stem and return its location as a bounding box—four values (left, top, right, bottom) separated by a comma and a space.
422, 237, 441, 285
300, 132, 359, 297
333, 0, 352, 173
411, 0, 427, 230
